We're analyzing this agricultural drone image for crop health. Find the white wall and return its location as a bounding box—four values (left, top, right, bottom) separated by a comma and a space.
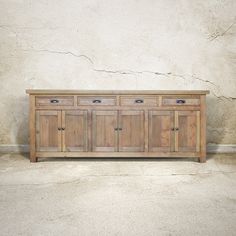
0, 0, 236, 150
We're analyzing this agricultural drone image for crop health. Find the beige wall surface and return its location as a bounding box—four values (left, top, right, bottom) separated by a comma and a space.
0, 0, 235, 148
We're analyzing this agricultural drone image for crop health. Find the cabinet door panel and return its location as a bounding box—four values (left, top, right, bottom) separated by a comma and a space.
149, 111, 174, 152
176, 111, 200, 152
62, 111, 88, 152
36, 111, 61, 152
119, 110, 145, 152
92, 111, 118, 151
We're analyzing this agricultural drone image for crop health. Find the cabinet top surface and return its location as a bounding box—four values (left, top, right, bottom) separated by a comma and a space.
26, 89, 210, 95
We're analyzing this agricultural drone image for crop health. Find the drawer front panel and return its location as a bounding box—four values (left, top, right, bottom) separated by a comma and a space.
120, 96, 158, 106
78, 96, 116, 106
162, 96, 200, 106
36, 96, 74, 106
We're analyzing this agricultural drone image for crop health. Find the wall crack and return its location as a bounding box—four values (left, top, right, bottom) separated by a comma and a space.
22, 48, 236, 100
208, 20, 236, 41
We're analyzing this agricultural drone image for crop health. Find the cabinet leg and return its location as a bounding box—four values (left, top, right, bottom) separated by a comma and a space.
30, 153, 37, 162
199, 154, 206, 163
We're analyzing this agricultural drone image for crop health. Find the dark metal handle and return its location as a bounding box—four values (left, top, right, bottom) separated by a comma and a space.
61, 128, 65, 131
50, 99, 59, 103
135, 99, 144, 103
114, 128, 122, 131
176, 99, 186, 104
93, 99, 102, 103
171, 128, 179, 131
58, 128, 61, 131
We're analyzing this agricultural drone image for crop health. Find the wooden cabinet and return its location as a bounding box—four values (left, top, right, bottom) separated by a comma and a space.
149, 110, 200, 153
91, 110, 145, 152
26, 90, 209, 162
36, 110, 88, 153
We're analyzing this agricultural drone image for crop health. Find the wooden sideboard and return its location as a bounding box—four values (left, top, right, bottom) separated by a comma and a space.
26, 90, 209, 162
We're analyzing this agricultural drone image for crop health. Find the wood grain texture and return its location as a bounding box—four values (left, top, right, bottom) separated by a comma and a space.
119, 110, 145, 152
36, 96, 74, 106
27, 90, 210, 95
62, 110, 88, 151
92, 110, 118, 151
78, 96, 116, 106
199, 95, 207, 162
120, 96, 158, 106
36, 152, 199, 158
149, 111, 174, 152
162, 96, 200, 106
36, 110, 61, 152
29, 95, 36, 162
176, 111, 200, 152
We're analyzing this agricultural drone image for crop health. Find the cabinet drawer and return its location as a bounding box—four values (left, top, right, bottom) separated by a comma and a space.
77, 96, 116, 106
36, 96, 74, 107
162, 96, 200, 106
120, 96, 158, 106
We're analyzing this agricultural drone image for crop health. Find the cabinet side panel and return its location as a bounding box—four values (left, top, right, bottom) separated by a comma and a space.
200, 95, 207, 162
29, 95, 36, 162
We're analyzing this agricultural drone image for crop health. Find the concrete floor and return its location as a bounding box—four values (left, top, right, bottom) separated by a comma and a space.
0, 154, 236, 236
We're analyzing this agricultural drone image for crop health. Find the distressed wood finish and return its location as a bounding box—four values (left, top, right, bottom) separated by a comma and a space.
35, 110, 61, 152
36, 96, 74, 107
62, 110, 88, 152
26, 90, 209, 162
176, 111, 200, 152
119, 110, 145, 152
149, 111, 174, 152
92, 110, 118, 152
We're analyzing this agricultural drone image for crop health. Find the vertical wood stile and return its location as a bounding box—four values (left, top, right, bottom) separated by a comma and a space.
174, 111, 179, 152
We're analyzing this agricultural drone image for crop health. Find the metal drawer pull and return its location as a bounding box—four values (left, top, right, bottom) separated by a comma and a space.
93, 99, 102, 103
50, 99, 59, 103
176, 99, 186, 104
114, 128, 122, 131
135, 99, 144, 103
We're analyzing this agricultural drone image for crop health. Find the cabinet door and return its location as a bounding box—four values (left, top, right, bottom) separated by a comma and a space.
149, 111, 174, 152
62, 110, 88, 152
92, 110, 118, 151
119, 110, 145, 152
175, 111, 200, 152
36, 111, 61, 152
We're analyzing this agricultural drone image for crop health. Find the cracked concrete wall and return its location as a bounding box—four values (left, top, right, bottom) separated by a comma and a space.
0, 0, 235, 146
